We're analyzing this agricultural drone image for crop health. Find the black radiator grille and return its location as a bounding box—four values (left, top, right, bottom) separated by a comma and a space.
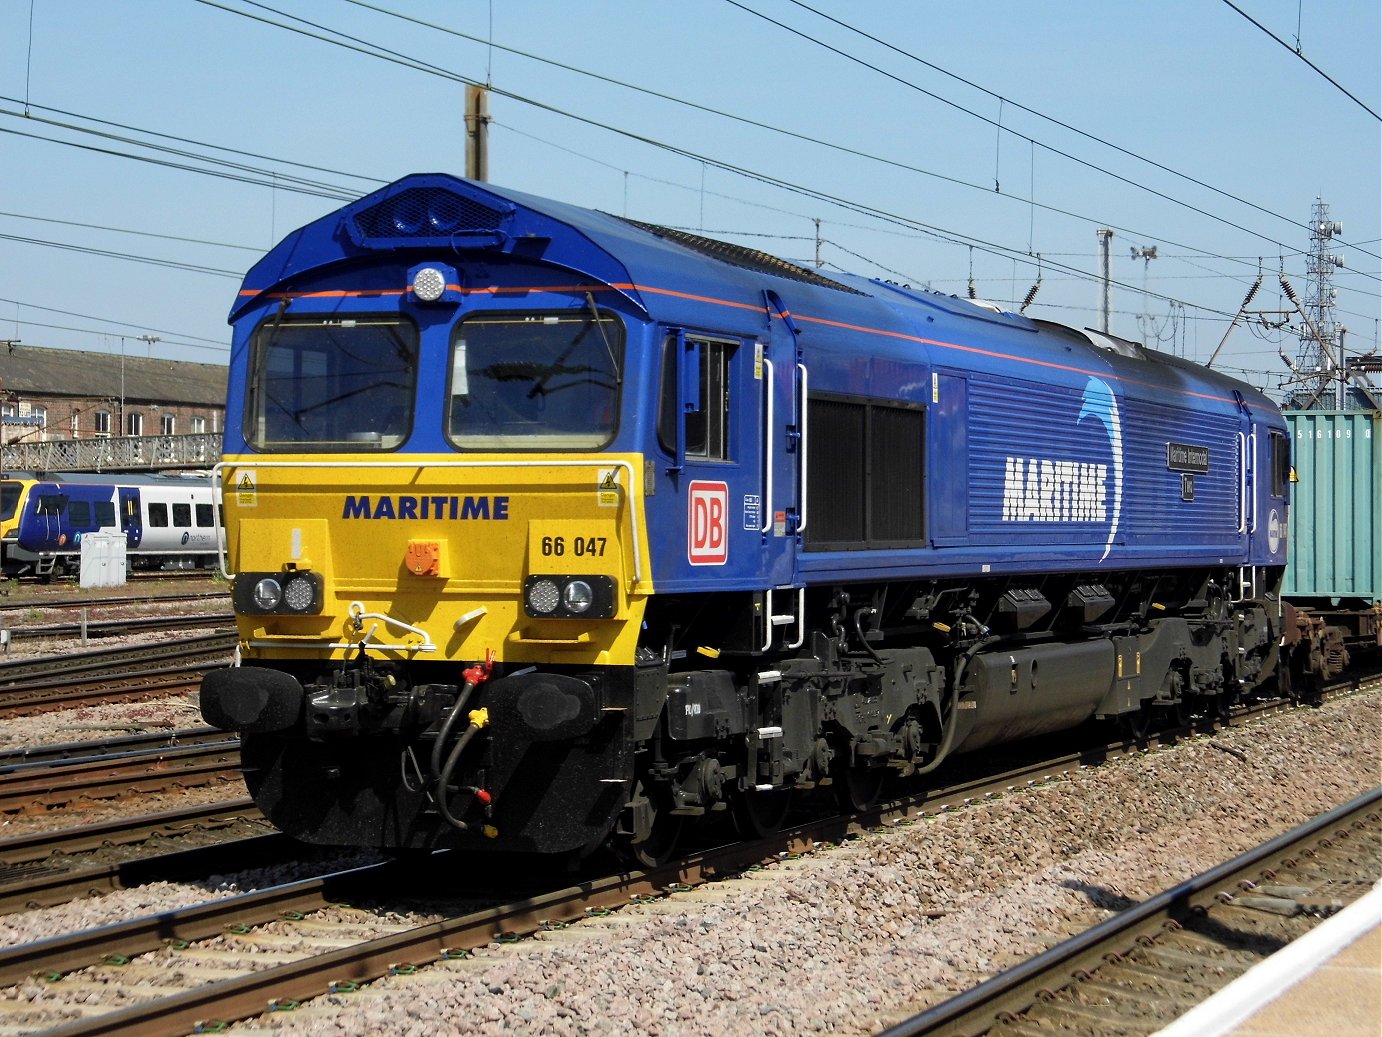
807, 397, 924, 549
352, 188, 507, 241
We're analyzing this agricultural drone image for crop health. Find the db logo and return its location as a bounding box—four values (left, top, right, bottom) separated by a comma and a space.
688, 481, 728, 565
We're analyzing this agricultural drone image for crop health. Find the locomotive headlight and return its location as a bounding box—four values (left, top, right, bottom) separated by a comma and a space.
522, 574, 616, 619
562, 579, 594, 614
526, 578, 561, 615
283, 575, 316, 612
252, 577, 283, 610
411, 266, 446, 302
234, 570, 324, 616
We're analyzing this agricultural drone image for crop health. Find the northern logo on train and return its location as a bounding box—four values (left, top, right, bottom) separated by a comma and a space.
1000, 376, 1124, 562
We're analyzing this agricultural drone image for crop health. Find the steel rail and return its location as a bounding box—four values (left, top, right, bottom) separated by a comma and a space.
8, 611, 233, 642
0, 632, 236, 686
0, 797, 260, 865
0, 860, 403, 989
0, 590, 226, 615
0, 670, 209, 717
0, 741, 243, 814
0, 726, 228, 773
0, 832, 287, 915
875, 786, 1382, 1037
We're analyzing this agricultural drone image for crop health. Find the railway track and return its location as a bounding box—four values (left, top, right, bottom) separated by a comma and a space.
0, 735, 242, 814
3, 611, 233, 644
0, 678, 1372, 1035
0, 632, 235, 716
0, 589, 227, 615
0, 684, 1372, 1037
1, 676, 1359, 914
0, 795, 279, 914
0, 632, 235, 686
0, 726, 229, 771
877, 786, 1382, 1037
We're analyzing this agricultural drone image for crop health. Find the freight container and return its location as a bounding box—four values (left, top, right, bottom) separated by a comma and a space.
1284, 409, 1381, 603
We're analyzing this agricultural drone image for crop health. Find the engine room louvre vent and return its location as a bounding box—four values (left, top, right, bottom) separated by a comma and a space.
616, 217, 867, 296
351, 188, 507, 241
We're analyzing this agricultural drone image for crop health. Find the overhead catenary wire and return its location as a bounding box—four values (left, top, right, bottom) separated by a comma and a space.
720, 0, 1347, 262
330, 0, 1375, 266
3, 0, 1353, 333
0, 295, 229, 347
0, 232, 243, 278
772, 0, 1378, 264
0, 211, 263, 254
1218, 0, 1380, 121
4, 2, 1373, 364
191, 0, 1299, 322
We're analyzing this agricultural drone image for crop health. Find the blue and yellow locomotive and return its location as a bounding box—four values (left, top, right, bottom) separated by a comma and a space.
200, 174, 1291, 861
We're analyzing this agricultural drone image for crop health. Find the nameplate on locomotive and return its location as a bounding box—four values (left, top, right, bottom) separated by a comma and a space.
1165, 442, 1210, 473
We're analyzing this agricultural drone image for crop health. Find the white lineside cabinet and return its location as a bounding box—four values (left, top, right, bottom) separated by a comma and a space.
79, 531, 128, 588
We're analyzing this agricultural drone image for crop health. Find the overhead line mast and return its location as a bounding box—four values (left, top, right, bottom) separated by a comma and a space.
1281, 201, 1380, 410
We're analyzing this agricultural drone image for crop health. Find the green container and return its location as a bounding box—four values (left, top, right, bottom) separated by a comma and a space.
1284, 409, 1382, 602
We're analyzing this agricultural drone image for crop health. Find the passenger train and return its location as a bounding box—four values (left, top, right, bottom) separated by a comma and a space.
1, 473, 218, 577
199, 174, 1296, 863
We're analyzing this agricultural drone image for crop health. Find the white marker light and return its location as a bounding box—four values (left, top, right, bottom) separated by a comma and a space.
412, 267, 446, 302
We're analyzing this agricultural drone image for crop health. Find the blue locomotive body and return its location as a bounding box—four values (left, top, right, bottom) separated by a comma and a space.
200, 175, 1289, 858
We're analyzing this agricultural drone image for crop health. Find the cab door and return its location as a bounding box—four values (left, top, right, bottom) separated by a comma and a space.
119, 488, 144, 548
661, 314, 803, 651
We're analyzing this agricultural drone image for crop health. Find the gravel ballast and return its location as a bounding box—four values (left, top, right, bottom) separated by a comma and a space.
5, 687, 1379, 1036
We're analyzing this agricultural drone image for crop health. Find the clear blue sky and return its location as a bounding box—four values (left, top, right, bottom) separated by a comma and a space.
2, 1, 1378, 398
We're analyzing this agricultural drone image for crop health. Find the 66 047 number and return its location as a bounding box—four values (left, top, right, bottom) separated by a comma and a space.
540, 536, 607, 557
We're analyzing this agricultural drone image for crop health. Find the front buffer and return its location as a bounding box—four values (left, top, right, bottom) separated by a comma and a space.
203, 659, 659, 854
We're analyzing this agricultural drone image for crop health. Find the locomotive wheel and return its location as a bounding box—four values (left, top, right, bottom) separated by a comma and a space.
1210, 691, 1234, 721
732, 787, 792, 838
1121, 702, 1156, 742
630, 814, 682, 869
835, 765, 887, 813
625, 779, 682, 869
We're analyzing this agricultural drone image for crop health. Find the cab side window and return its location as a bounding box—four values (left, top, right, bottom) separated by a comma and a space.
1270, 430, 1290, 497
658, 335, 734, 461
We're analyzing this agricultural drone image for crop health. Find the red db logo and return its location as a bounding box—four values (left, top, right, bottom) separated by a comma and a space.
688, 481, 728, 565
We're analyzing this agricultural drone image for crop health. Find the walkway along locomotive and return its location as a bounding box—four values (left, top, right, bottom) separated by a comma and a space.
199, 174, 1291, 862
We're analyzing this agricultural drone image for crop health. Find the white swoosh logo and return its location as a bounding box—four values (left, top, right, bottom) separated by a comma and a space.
1078, 378, 1123, 562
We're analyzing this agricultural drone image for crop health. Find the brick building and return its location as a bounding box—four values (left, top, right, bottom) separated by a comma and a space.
0, 345, 227, 447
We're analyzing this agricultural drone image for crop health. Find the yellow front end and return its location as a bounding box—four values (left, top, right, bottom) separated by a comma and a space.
219, 453, 653, 670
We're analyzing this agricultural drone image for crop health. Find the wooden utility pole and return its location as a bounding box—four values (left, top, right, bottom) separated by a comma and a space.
1097, 228, 1113, 334
465, 85, 490, 182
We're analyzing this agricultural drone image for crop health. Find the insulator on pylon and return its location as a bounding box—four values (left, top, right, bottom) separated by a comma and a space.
1279, 274, 1299, 305
1020, 280, 1041, 313
1240, 277, 1262, 308
968, 279, 976, 300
